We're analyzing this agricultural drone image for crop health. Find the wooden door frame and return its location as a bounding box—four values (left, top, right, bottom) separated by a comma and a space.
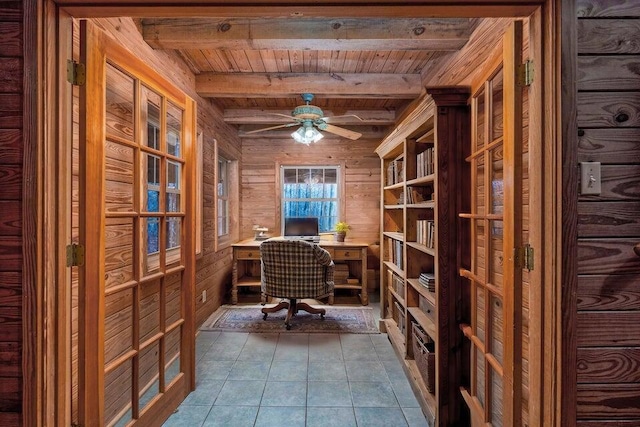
27, 1, 567, 426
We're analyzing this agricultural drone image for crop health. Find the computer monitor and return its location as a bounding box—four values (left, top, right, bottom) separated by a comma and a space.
284, 217, 319, 238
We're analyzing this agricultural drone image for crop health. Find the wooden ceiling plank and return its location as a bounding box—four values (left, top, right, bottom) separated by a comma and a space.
244, 50, 266, 73
142, 17, 473, 51
259, 50, 279, 73
331, 50, 348, 73
367, 50, 391, 73
317, 51, 333, 73
303, 50, 318, 73
224, 108, 396, 125
274, 51, 291, 72
204, 49, 234, 72
227, 50, 253, 72
289, 50, 305, 73
176, 50, 203, 74
380, 50, 406, 73
342, 51, 361, 73
196, 72, 422, 98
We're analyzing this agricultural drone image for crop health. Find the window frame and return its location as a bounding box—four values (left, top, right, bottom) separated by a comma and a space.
214, 141, 238, 251
276, 161, 346, 235
217, 154, 230, 237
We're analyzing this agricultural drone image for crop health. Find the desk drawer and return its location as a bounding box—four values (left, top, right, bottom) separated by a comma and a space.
334, 248, 361, 260
235, 249, 260, 260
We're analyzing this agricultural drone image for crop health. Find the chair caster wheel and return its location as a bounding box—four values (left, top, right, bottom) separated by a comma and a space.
320, 313, 325, 320
286, 324, 291, 330
263, 313, 268, 320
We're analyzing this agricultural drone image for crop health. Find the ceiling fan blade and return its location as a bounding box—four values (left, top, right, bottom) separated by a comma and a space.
267, 113, 300, 121
322, 124, 362, 140
322, 114, 363, 123
243, 122, 299, 134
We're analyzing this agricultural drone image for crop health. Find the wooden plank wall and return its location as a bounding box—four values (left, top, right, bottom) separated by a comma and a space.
240, 136, 381, 245
574, 1, 640, 424
69, 16, 240, 422
0, 1, 23, 425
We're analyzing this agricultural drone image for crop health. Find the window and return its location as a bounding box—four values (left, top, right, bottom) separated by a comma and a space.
141, 87, 185, 270
217, 155, 230, 237
214, 143, 238, 252
281, 165, 340, 233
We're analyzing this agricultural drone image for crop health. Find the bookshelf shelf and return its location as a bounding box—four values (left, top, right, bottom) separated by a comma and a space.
406, 241, 435, 256
383, 260, 404, 278
384, 318, 406, 352
407, 174, 435, 186
382, 231, 404, 241
376, 87, 469, 426
389, 287, 406, 308
383, 182, 405, 191
406, 201, 435, 209
416, 128, 435, 143
407, 278, 436, 304
407, 307, 437, 341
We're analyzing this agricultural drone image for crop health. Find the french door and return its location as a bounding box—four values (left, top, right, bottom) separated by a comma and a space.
77, 20, 196, 426
459, 21, 524, 427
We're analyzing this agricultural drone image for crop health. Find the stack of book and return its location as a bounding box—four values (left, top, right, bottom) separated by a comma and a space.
386, 158, 404, 186
416, 220, 435, 248
418, 272, 435, 292
406, 187, 429, 204
416, 147, 434, 178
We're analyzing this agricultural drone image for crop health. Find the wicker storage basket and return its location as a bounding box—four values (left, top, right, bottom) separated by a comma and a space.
412, 321, 435, 393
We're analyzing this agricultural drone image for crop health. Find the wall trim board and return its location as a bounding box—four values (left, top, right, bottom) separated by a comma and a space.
560, 0, 578, 425
22, 0, 39, 425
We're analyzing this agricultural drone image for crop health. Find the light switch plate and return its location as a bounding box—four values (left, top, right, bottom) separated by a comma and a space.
580, 162, 601, 195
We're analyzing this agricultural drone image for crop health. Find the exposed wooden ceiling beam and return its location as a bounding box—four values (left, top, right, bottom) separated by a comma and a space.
238, 124, 388, 139
142, 18, 472, 51
56, 2, 541, 19
196, 73, 422, 98
224, 108, 396, 125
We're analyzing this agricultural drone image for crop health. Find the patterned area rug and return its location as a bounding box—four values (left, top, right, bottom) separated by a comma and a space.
201, 304, 380, 334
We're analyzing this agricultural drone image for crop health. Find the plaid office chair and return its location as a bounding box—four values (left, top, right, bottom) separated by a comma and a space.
260, 239, 335, 330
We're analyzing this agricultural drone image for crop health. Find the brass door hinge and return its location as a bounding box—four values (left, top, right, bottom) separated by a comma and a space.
518, 60, 534, 86
67, 59, 86, 86
515, 244, 534, 271
66, 243, 85, 267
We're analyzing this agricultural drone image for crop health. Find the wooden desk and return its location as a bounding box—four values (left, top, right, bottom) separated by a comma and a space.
232, 238, 369, 305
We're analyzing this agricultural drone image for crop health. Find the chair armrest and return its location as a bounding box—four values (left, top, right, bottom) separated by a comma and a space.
313, 245, 333, 267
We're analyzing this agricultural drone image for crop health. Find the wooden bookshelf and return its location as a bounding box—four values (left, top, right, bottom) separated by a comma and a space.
375, 87, 470, 426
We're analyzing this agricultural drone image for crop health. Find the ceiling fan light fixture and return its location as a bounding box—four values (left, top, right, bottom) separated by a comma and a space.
291, 123, 323, 144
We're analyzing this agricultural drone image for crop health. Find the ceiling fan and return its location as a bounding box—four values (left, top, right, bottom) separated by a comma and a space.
244, 93, 363, 144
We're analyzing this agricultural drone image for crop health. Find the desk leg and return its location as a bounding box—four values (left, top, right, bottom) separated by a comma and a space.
232, 257, 238, 305
360, 247, 369, 305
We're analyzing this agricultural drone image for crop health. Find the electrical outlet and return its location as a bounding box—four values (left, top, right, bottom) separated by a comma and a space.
202, 290, 207, 303
580, 162, 601, 195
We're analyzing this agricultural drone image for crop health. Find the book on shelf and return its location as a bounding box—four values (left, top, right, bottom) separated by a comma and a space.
389, 271, 405, 297
386, 158, 404, 186
407, 187, 425, 205
418, 272, 435, 292
416, 147, 434, 178
416, 220, 435, 248
386, 237, 404, 269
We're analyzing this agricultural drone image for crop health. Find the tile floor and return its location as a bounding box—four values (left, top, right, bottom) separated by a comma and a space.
163, 331, 430, 426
